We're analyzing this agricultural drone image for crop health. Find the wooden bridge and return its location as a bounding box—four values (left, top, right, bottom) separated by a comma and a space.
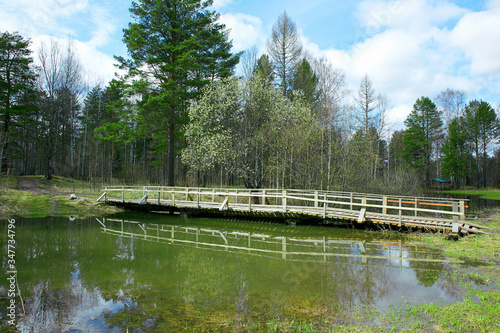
97, 186, 493, 234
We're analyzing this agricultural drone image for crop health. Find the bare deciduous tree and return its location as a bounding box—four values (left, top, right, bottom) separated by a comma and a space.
37, 38, 84, 179
355, 74, 377, 133
436, 88, 466, 129
267, 11, 302, 98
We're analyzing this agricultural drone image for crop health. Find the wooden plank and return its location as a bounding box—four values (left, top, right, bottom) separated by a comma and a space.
357, 208, 366, 223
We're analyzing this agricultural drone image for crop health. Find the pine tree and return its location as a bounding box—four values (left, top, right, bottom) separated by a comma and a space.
0, 31, 37, 174
116, 0, 240, 186
402, 97, 442, 183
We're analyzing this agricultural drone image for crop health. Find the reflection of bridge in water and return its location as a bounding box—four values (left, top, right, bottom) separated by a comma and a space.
98, 186, 498, 235
97, 218, 460, 266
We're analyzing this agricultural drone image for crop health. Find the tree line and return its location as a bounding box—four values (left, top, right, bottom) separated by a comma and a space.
1, 1, 499, 193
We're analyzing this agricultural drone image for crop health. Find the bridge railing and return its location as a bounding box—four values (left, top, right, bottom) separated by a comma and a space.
99, 186, 467, 221
99, 218, 453, 264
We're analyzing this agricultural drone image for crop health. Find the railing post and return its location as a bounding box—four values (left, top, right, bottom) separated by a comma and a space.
249, 195, 252, 211
158, 188, 161, 205
172, 191, 176, 206
122, 190, 124, 203
398, 198, 402, 227
382, 196, 388, 214
282, 190, 287, 213
414, 197, 418, 217
212, 189, 215, 203
186, 187, 189, 201
323, 194, 327, 218
460, 200, 465, 221
314, 191, 319, 208
262, 189, 266, 205
235, 189, 238, 204
453, 202, 459, 222
197, 189, 200, 208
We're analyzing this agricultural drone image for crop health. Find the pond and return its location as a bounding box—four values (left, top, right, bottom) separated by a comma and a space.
1, 214, 466, 332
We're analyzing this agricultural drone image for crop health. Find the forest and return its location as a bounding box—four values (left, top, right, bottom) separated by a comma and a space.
1, 0, 499, 194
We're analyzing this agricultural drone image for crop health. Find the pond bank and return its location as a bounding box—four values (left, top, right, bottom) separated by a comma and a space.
0, 176, 122, 217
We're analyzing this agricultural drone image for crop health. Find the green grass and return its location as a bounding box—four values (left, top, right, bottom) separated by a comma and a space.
443, 187, 500, 201
0, 190, 121, 217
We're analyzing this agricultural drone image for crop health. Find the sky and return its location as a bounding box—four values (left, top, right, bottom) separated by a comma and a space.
1, 0, 500, 130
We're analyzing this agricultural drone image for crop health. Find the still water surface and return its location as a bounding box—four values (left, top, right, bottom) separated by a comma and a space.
1, 214, 465, 332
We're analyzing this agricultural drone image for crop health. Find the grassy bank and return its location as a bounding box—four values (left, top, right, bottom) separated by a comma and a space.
0, 175, 121, 217
442, 187, 500, 201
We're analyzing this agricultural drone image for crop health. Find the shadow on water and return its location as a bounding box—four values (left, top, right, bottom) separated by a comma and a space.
0, 215, 472, 332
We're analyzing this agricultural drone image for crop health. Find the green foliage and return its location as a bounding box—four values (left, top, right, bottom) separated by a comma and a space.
0, 31, 37, 173
115, 0, 240, 185
441, 117, 471, 183
402, 96, 442, 182
462, 100, 498, 187
291, 58, 318, 105
256, 54, 274, 82
183, 76, 316, 188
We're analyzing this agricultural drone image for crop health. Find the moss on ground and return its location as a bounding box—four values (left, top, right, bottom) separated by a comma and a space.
0, 175, 122, 218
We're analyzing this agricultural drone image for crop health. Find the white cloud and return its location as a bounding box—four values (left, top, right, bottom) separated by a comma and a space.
0, 0, 89, 37
218, 13, 264, 52
88, 6, 118, 48
212, 0, 233, 10
444, 5, 500, 75
30, 35, 119, 84
301, 0, 500, 128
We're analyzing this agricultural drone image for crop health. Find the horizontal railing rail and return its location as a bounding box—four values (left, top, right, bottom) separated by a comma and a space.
99, 186, 468, 222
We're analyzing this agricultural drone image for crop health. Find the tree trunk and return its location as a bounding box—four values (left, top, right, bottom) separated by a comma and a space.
167, 116, 175, 186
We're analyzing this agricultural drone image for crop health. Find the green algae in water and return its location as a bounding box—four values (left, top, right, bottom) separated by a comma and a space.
0, 215, 467, 332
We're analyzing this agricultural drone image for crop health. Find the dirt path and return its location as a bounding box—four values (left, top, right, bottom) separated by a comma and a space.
17, 176, 67, 196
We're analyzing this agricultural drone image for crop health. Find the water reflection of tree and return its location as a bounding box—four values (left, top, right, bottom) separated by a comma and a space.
4, 217, 465, 332
323, 241, 392, 311
407, 245, 444, 287
11, 217, 105, 331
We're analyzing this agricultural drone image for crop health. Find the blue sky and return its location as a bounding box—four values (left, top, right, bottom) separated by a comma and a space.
1, 0, 499, 129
